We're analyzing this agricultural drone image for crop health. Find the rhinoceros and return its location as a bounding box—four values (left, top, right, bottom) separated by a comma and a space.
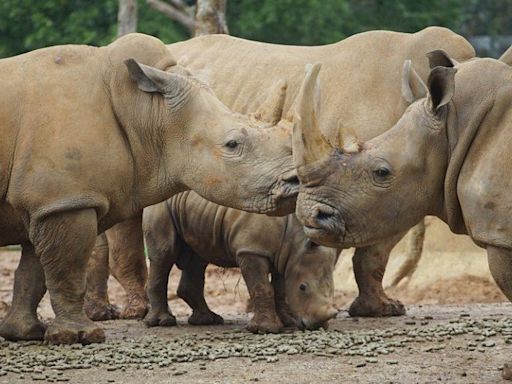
142, 191, 339, 333
292, 49, 512, 305
0, 33, 300, 344
90, 27, 475, 321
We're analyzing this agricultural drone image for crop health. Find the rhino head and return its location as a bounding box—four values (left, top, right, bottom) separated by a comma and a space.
293, 56, 457, 247
120, 57, 313, 215
284, 227, 339, 330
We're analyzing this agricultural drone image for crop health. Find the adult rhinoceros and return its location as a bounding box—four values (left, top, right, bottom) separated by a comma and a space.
0, 33, 300, 344
94, 27, 475, 320
292, 49, 512, 305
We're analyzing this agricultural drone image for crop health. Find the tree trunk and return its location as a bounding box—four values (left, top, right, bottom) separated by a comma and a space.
118, 0, 138, 37
194, 0, 229, 36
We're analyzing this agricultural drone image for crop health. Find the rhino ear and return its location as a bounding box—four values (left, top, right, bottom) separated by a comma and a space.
401, 60, 427, 103
499, 45, 512, 66
124, 58, 172, 93
426, 66, 457, 113
426, 50, 458, 69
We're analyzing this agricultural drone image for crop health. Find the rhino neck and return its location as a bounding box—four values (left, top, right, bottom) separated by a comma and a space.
440, 89, 496, 234
107, 74, 187, 210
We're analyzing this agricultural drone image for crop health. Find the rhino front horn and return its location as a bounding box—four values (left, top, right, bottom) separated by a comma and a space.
292, 63, 330, 168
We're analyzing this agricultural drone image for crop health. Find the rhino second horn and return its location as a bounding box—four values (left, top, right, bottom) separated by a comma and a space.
254, 79, 287, 125
339, 122, 361, 154
292, 63, 330, 168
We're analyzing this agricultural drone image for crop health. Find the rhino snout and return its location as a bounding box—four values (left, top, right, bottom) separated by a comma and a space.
298, 307, 338, 331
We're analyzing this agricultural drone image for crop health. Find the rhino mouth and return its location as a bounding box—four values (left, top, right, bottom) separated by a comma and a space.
243, 170, 299, 215
298, 318, 330, 331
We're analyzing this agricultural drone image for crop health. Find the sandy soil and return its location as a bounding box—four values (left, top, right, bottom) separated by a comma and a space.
1, 244, 512, 383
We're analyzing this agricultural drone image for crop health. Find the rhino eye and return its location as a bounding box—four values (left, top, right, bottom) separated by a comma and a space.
299, 283, 308, 292
225, 140, 238, 149
374, 167, 390, 178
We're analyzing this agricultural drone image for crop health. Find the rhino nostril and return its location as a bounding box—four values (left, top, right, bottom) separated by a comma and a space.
315, 207, 334, 222
282, 170, 299, 185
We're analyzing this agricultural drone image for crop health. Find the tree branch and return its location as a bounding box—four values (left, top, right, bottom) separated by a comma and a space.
146, 0, 195, 32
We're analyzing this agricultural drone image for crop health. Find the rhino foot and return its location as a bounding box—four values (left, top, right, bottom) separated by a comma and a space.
348, 295, 406, 317
246, 313, 283, 334
188, 310, 224, 325
120, 295, 149, 320
0, 313, 47, 341
45, 317, 105, 345
144, 310, 177, 327
84, 298, 120, 321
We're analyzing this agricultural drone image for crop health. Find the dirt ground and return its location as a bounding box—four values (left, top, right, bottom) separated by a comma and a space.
1, 241, 512, 383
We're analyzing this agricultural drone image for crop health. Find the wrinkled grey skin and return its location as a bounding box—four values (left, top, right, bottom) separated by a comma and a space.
0, 33, 298, 345
293, 50, 512, 307
143, 191, 339, 333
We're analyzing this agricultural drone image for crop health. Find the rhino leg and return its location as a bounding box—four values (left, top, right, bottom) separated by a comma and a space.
488, 246, 512, 302
239, 255, 283, 334
84, 234, 120, 321
176, 253, 223, 325
33, 208, 104, 344
143, 223, 178, 327
106, 214, 148, 320
349, 232, 407, 317
271, 272, 297, 328
0, 243, 47, 341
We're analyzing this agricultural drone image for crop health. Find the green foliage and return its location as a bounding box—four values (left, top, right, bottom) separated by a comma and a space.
227, 0, 469, 46
0, 0, 188, 58
0, 0, 511, 57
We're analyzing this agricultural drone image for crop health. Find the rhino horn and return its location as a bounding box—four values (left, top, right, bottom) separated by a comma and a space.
293, 63, 330, 168
338, 121, 361, 154
253, 79, 287, 125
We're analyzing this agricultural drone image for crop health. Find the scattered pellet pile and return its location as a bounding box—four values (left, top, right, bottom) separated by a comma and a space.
1, 318, 511, 382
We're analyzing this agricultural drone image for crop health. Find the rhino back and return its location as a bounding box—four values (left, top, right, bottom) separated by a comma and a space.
169, 191, 286, 267
169, 27, 474, 141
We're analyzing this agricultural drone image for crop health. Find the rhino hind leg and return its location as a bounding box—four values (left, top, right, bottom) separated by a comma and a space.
33, 208, 105, 344
239, 254, 283, 334
0, 243, 47, 341
84, 234, 120, 321
349, 233, 406, 317
487, 246, 512, 302
176, 253, 223, 326
106, 215, 148, 320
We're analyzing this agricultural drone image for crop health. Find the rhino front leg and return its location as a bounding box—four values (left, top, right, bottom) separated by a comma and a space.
271, 273, 297, 328
107, 214, 148, 319
488, 246, 512, 302
84, 233, 120, 321
239, 254, 283, 334
349, 232, 407, 317
32, 208, 105, 344
0, 243, 47, 341
176, 253, 223, 325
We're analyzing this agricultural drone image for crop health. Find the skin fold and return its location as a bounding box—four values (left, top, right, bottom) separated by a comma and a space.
88, 27, 476, 320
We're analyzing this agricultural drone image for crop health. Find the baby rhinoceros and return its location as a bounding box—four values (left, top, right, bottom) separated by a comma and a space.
143, 191, 339, 333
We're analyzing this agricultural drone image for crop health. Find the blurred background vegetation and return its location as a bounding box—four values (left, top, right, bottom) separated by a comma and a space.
1, 0, 511, 58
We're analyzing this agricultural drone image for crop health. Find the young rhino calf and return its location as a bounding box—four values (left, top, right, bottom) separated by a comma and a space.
143, 191, 339, 333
